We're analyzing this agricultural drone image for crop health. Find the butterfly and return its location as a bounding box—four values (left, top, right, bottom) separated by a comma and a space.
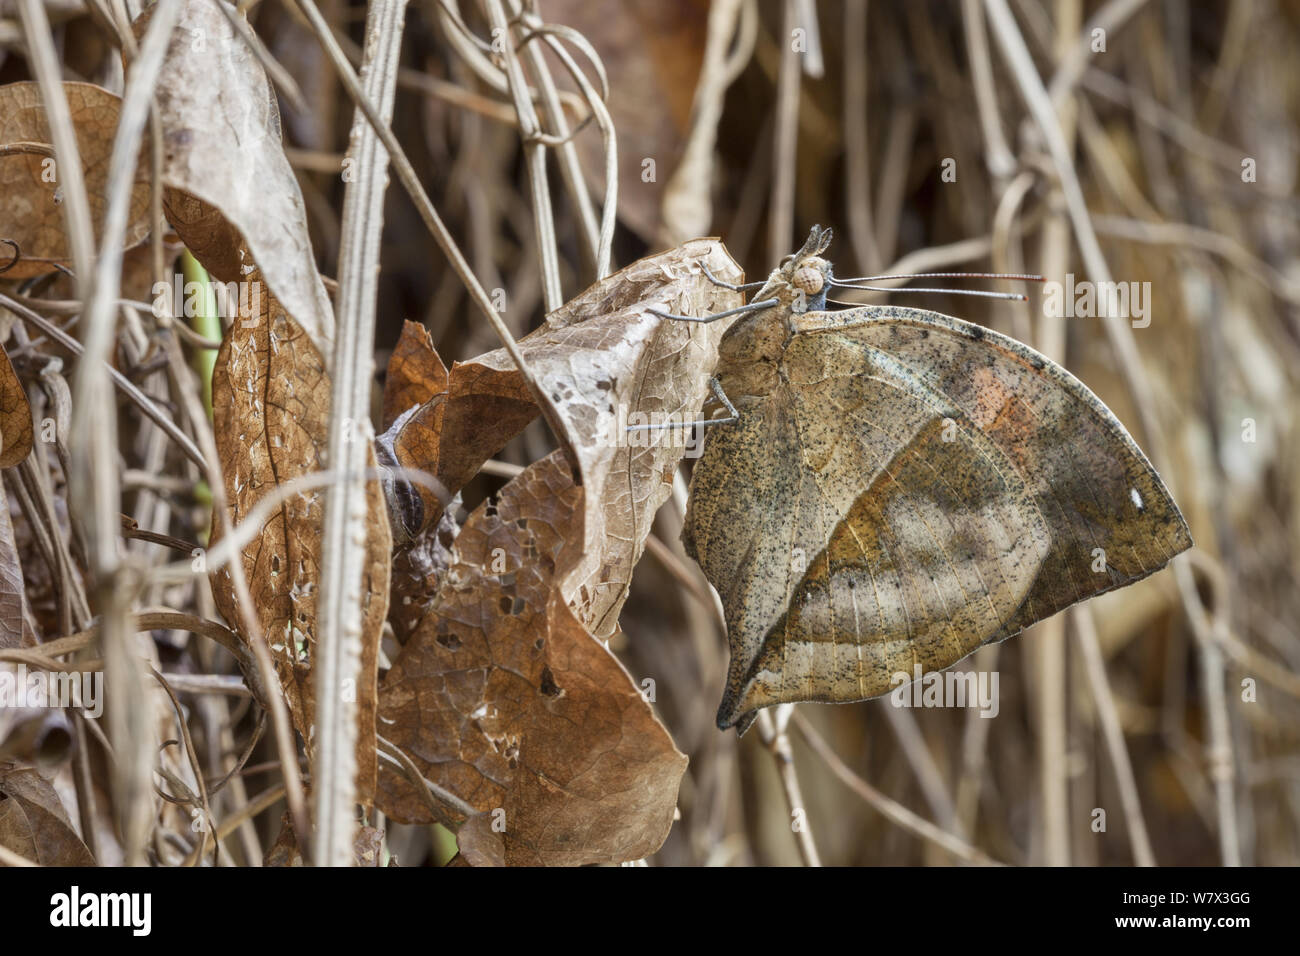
658, 226, 1192, 733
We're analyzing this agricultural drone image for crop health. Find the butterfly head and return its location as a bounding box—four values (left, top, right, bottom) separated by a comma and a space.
774, 225, 835, 313
718, 227, 837, 367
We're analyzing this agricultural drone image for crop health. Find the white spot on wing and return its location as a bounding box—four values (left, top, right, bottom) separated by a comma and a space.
1130, 487, 1144, 511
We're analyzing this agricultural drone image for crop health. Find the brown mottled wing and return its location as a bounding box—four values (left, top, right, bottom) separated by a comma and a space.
684, 304, 1191, 730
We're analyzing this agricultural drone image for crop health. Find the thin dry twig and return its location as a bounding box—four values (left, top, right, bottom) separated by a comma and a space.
1072, 605, 1157, 866
313, 0, 406, 867
792, 711, 1003, 866
755, 705, 821, 866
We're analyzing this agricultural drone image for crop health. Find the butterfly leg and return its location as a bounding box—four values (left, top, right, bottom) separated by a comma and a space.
647, 298, 778, 323
790, 308, 882, 335
626, 376, 739, 432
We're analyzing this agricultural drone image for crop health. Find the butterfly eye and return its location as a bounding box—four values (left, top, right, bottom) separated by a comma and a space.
792, 264, 824, 295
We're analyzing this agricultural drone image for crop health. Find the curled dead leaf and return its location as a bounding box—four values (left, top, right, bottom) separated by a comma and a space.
381, 320, 446, 429
381, 350, 534, 538
374, 240, 742, 859
137, 0, 334, 356
0, 81, 150, 278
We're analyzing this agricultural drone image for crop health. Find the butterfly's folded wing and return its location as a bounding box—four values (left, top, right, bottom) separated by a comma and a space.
684, 304, 1191, 730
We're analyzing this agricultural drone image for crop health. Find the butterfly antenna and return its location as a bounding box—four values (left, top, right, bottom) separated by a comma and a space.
828, 286, 1032, 302
829, 272, 1044, 303
700, 261, 766, 292
834, 271, 1045, 283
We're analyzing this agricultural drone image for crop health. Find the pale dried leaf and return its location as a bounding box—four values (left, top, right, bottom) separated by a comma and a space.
139, 0, 333, 354
389, 239, 742, 636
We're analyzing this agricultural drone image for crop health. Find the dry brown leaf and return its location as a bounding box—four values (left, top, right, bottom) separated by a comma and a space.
0, 766, 94, 865
376, 451, 686, 866
373, 240, 739, 858
0, 481, 25, 650
0, 345, 32, 469
209, 282, 391, 803
142, 0, 387, 802
381, 319, 446, 429
263, 812, 386, 866
386, 359, 535, 533
388, 502, 459, 648
0, 81, 150, 278
137, 0, 334, 354
388, 238, 742, 636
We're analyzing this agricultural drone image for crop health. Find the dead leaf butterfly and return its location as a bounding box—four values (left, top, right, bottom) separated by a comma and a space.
651, 226, 1192, 733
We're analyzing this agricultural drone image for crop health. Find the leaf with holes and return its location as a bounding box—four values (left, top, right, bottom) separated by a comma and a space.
384, 238, 743, 638
375, 451, 686, 865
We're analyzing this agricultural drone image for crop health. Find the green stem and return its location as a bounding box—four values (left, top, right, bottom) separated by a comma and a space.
180, 249, 220, 418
